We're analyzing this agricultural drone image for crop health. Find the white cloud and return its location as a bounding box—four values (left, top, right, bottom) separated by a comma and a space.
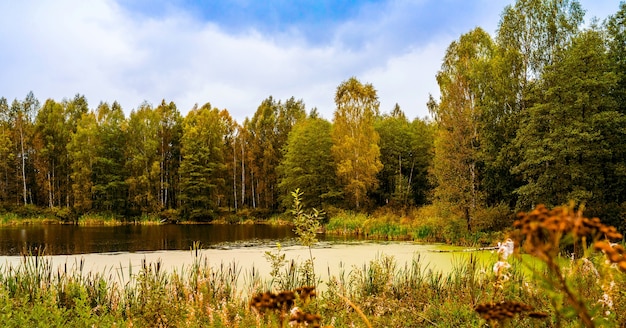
0, 0, 619, 124
363, 42, 446, 120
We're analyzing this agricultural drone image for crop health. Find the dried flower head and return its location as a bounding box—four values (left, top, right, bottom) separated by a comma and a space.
594, 241, 626, 272
290, 307, 322, 327
295, 286, 316, 301
475, 301, 544, 322
513, 204, 622, 260
250, 291, 279, 312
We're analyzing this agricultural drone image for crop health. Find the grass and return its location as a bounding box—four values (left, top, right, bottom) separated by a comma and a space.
324, 207, 507, 246
1, 239, 624, 327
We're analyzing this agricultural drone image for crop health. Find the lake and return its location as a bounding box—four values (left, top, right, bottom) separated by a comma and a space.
0, 224, 305, 256
0, 224, 498, 283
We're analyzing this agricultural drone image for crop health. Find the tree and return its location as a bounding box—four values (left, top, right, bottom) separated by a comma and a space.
374, 105, 414, 206
432, 28, 494, 231
155, 100, 182, 211
219, 109, 240, 211
9, 92, 39, 205
179, 103, 226, 220
68, 111, 98, 214
374, 105, 434, 208
33, 99, 69, 208
331, 77, 382, 209
0, 98, 15, 204
125, 103, 160, 215
92, 102, 128, 213
408, 117, 435, 206
606, 2, 626, 114
481, 0, 585, 209
246, 97, 305, 210
513, 29, 625, 223
277, 114, 339, 209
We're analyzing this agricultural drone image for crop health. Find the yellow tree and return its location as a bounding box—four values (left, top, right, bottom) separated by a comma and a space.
331, 77, 382, 209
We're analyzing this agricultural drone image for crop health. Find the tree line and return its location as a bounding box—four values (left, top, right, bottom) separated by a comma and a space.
1, 0, 625, 230
0, 79, 432, 221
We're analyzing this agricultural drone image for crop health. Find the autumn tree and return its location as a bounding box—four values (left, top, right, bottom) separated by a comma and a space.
331, 77, 382, 209
432, 28, 494, 231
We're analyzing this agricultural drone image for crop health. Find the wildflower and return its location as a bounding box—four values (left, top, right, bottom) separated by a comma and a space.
493, 261, 511, 276
497, 238, 515, 261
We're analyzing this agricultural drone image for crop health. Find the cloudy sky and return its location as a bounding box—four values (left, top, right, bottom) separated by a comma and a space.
0, 0, 620, 123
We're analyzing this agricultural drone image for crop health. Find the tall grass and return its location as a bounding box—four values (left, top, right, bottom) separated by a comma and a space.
1, 244, 623, 327
325, 206, 506, 245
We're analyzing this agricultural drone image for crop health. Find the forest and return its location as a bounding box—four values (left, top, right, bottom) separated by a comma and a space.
0, 1, 625, 234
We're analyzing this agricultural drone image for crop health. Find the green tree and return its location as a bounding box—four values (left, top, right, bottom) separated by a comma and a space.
331, 77, 383, 209
125, 103, 160, 215
0, 98, 15, 204
606, 2, 626, 114
33, 99, 69, 208
92, 102, 128, 213
483, 0, 585, 209
68, 111, 98, 214
9, 93, 39, 205
219, 109, 240, 211
246, 97, 305, 210
374, 104, 434, 207
179, 103, 226, 220
408, 117, 435, 206
155, 100, 182, 211
277, 114, 338, 209
513, 29, 625, 223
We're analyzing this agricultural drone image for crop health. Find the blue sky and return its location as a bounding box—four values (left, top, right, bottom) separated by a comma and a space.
0, 0, 620, 123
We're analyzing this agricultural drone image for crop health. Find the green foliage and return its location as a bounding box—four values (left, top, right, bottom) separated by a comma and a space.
513, 29, 625, 216
374, 108, 434, 208
179, 103, 226, 221
277, 115, 339, 209
290, 188, 323, 286
246, 96, 305, 210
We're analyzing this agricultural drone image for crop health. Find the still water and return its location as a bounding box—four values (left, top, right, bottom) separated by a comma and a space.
0, 224, 309, 256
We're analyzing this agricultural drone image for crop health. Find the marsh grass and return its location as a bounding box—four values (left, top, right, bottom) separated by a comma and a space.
325, 207, 506, 246
2, 213, 626, 327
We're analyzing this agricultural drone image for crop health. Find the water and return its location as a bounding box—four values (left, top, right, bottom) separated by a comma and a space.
0, 224, 301, 256
0, 224, 498, 281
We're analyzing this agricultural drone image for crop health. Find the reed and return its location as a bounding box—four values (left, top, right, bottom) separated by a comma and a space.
1, 205, 626, 327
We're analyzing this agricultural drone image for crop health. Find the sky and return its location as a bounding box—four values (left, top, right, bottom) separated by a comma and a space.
0, 0, 620, 123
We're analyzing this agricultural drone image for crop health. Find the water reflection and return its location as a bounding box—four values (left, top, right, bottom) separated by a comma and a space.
0, 224, 299, 256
